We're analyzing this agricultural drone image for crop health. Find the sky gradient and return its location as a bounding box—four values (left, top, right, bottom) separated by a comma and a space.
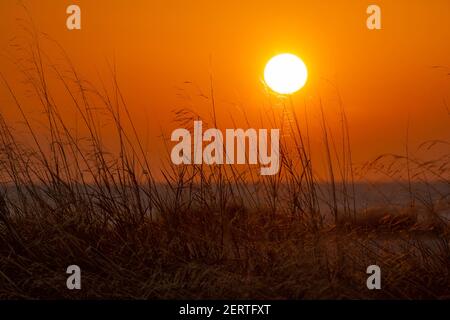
0, 0, 449, 179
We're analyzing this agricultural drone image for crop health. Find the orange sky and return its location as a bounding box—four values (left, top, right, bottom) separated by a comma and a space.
0, 0, 449, 178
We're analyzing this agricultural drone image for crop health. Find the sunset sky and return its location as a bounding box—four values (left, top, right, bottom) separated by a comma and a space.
0, 0, 449, 178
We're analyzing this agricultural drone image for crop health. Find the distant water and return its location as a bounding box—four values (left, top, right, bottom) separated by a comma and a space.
1, 181, 449, 217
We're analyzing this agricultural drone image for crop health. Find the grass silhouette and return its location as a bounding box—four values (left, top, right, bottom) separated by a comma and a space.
0, 20, 449, 299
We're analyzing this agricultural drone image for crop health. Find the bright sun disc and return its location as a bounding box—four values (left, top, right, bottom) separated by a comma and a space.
264, 53, 308, 94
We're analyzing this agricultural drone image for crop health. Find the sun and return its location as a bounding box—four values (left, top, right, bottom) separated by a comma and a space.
264, 53, 308, 95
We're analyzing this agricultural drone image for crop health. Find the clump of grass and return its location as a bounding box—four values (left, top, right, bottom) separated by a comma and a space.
0, 18, 449, 299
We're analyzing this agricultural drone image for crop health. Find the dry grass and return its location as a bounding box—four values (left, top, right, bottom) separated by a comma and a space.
0, 19, 449, 300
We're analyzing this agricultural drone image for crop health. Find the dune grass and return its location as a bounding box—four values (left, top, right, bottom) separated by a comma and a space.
0, 24, 449, 299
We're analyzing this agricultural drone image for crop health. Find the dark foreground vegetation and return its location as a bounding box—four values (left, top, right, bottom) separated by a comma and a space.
0, 21, 449, 299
